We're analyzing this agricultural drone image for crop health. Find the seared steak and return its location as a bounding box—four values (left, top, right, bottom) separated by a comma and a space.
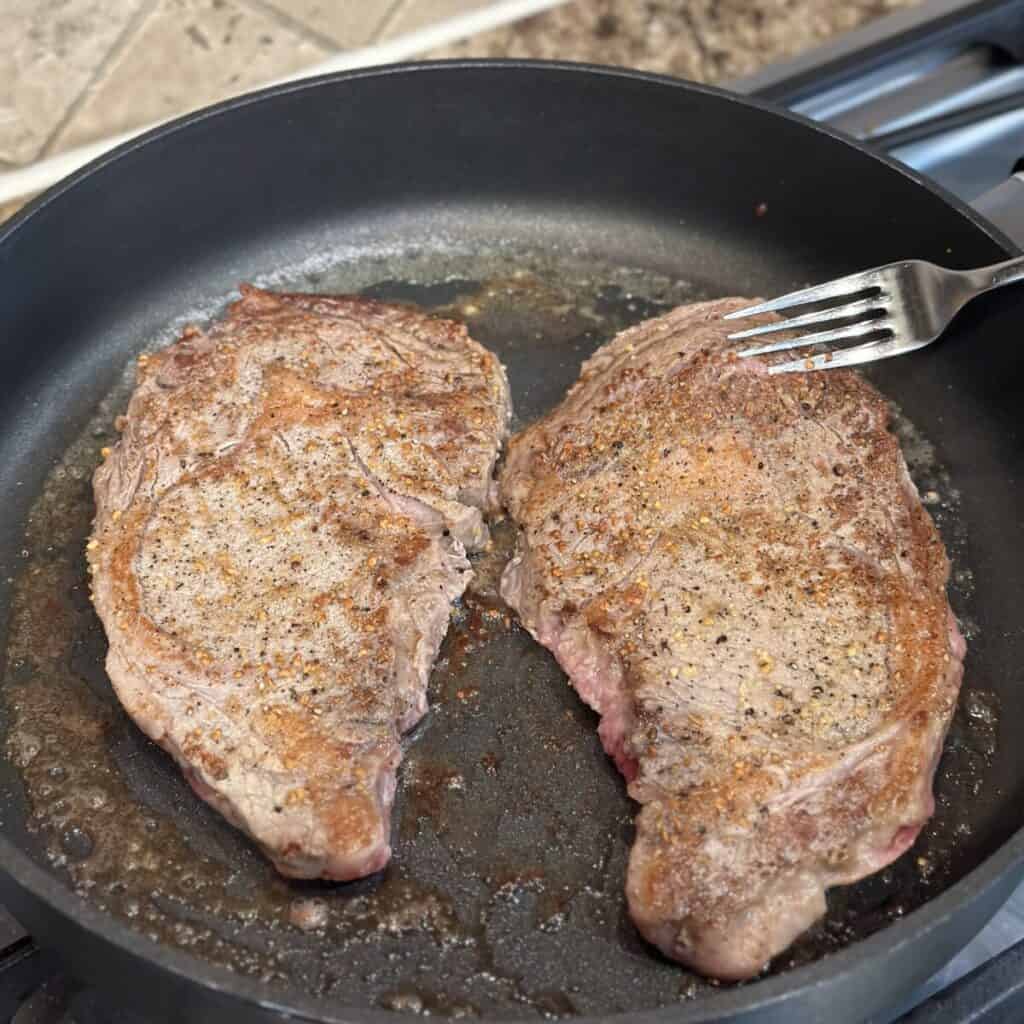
90, 287, 510, 880
499, 298, 963, 979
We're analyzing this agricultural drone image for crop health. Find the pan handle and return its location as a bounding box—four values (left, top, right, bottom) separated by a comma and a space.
972, 172, 1024, 252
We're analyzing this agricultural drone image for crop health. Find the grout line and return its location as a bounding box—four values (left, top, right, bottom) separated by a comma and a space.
38, 0, 161, 160
372, 0, 416, 43
0, 0, 570, 206
242, 0, 348, 51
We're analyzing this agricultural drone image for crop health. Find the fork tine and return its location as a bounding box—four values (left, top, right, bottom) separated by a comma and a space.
738, 319, 890, 358
727, 297, 886, 341
768, 335, 927, 374
722, 271, 885, 321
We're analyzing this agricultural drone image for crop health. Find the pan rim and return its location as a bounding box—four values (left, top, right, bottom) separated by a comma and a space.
1, 57, 1022, 1023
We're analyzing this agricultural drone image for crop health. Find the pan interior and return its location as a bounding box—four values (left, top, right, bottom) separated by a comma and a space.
0, 210, 1009, 1020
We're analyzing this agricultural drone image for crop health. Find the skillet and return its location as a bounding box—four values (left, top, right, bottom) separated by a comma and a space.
0, 61, 1022, 1024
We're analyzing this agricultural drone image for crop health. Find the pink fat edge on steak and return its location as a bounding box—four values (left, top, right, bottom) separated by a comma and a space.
90, 286, 510, 880
499, 297, 964, 980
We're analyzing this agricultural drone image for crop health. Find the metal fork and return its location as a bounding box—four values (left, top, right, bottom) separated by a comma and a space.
723, 257, 1024, 373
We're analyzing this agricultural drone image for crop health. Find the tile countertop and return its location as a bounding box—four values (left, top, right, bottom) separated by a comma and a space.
427, 0, 920, 82
0, 0, 922, 231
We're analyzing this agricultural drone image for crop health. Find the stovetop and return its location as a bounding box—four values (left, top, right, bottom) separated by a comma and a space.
4, 2, 1024, 1021
734, 0, 1024, 222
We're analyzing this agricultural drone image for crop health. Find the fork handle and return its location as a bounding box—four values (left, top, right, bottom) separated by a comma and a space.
968, 255, 1024, 294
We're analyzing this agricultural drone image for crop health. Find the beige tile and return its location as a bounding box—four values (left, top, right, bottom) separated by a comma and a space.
258, 0, 392, 48
0, 0, 147, 165
51, 0, 329, 154
381, 0, 501, 39
0, 196, 30, 226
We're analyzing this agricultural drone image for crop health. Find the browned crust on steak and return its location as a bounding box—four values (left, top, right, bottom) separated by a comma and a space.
499, 298, 963, 978
90, 287, 510, 880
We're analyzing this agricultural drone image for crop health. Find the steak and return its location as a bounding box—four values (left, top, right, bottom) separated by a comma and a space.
90, 286, 510, 880
499, 298, 964, 979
